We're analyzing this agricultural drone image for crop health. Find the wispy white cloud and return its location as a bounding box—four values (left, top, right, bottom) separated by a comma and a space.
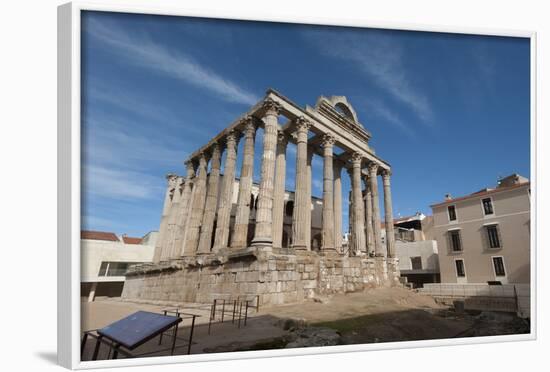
364, 98, 416, 138
83, 165, 164, 200
85, 19, 259, 105
82, 114, 187, 203
83, 116, 187, 171
87, 84, 203, 135
303, 29, 434, 124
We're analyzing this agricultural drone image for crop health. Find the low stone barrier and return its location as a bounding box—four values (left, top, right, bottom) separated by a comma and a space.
419, 283, 530, 318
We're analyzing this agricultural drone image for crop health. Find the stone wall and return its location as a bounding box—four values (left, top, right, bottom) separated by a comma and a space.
122, 249, 400, 307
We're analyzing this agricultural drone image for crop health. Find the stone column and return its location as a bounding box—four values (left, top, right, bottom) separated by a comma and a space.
305, 147, 313, 250
333, 162, 343, 253
213, 131, 239, 251
351, 153, 366, 255
347, 170, 354, 256
231, 118, 257, 249
152, 173, 177, 263
382, 169, 396, 258
368, 163, 384, 256
321, 134, 336, 252
364, 175, 375, 256
183, 154, 208, 256
197, 143, 222, 254
173, 161, 195, 257
251, 99, 282, 249
272, 131, 288, 248
163, 176, 184, 261
291, 117, 311, 250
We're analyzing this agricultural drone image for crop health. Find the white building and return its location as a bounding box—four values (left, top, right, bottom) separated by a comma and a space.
81, 230, 157, 301
382, 213, 440, 288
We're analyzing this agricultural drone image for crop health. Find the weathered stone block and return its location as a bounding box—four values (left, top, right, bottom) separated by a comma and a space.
303, 280, 317, 289
236, 271, 260, 282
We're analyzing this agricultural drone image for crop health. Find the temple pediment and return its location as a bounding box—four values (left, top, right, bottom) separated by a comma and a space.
314, 95, 372, 143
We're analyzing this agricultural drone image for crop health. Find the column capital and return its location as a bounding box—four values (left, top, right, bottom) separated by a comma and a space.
262, 98, 282, 116
368, 162, 379, 175
224, 129, 240, 148
321, 133, 336, 148
166, 173, 179, 187
241, 116, 258, 137
277, 130, 289, 146
381, 168, 392, 179
294, 116, 311, 133
351, 152, 363, 167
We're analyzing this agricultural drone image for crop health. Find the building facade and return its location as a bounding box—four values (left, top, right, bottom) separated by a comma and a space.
81, 230, 156, 301
122, 90, 401, 306
383, 213, 440, 288
431, 174, 530, 284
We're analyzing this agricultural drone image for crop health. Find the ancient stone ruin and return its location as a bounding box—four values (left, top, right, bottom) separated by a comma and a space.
122, 89, 400, 306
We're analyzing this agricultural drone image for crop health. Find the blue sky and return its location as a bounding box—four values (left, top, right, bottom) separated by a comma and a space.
81, 11, 530, 238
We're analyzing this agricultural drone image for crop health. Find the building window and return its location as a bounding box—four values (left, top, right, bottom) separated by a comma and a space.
455, 259, 466, 277
448, 205, 457, 221
449, 230, 462, 252
411, 256, 422, 270
482, 197, 494, 215
97, 261, 136, 277
98, 262, 109, 276
486, 224, 501, 248
492, 256, 506, 277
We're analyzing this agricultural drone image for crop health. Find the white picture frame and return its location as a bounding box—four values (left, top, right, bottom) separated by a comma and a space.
57, 1, 537, 369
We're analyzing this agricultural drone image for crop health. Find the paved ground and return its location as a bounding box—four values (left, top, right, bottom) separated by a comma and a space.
81, 287, 529, 361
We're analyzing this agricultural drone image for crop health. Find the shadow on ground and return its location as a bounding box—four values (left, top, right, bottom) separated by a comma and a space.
313, 308, 529, 344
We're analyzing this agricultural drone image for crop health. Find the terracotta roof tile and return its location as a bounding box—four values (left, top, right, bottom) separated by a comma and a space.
81, 230, 119, 242
122, 236, 142, 245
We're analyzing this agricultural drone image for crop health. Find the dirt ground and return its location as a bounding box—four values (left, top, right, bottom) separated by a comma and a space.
80, 286, 529, 360
260, 287, 472, 344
